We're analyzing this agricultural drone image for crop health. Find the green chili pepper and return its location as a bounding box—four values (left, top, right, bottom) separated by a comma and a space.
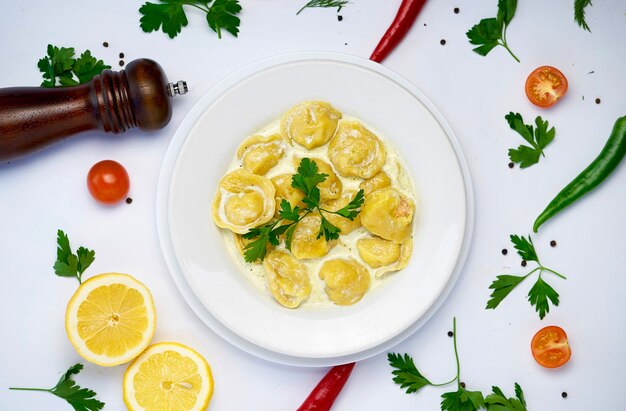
533, 116, 626, 232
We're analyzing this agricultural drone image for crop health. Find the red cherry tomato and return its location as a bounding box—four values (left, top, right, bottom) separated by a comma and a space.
525, 66, 568, 108
87, 160, 130, 204
531, 325, 571, 368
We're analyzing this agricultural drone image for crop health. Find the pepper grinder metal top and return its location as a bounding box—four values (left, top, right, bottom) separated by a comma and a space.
0, 58, 187, 162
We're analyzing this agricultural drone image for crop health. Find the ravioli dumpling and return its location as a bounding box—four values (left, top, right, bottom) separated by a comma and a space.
357, 237, 400, 268
263, 250, 311, 308
375, 239, 413, 279
271, 173, 305, 215
236, 134, 285, 175
319, 259, 370, 306
293, 157, 342, 201
321, 190, 362, 235
359, 171, 391, 196
212, 169, 276, 234
328, 120, 386, 179
291, 214, 333, 260
281, 101, 342, 149
360, 188, 414, 243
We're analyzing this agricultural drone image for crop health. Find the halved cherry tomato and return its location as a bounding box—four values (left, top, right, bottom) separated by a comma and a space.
87, 160, 130, 204
531, 325, 571, 368
525, 66, 568, 108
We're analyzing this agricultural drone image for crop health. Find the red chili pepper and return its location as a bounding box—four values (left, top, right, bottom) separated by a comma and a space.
370, 0, 428, 63
296, 363, 356, 411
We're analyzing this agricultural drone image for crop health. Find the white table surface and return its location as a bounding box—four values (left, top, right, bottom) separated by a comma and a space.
1, 1, 625, 410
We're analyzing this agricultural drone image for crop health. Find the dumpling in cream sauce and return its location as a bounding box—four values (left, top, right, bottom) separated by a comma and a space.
281, 101, 342, 149
263, 250, 311, 308
360, 187, 415, 243
212, 169, 275, 234
290, 214, 334, 260
328, 120, 386, 179
236, 134, 285, 175
319, 259, 370, 306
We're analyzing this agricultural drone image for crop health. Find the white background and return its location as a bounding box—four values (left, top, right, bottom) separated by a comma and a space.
1, 1, 625, 410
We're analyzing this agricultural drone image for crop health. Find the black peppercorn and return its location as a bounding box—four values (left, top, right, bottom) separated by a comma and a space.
440, 39, 446, 45
119, 52, 125, 58
562, 392, 568, 398
126, 197, 133, 204
550, 240, 557, 247
508, 162, 514, 168
103, 42, 109, 47
454, 7, 460, 14
521, 260, 527, 267
502, 248, 508, 255
447, 331, 454, 337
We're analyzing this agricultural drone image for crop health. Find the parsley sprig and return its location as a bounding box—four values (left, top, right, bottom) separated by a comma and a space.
506, 113, 556, 168
54, 230, 95, 285
466, 0, 520, 62
389, 318, 527, 411
139, 0, 242, 39
296, 0, 349, 15
38, 45, 110, 88
574, 0, 593, 32
242, 158, 364, 263
487, 235, 566, 319
10, 363, 105, 411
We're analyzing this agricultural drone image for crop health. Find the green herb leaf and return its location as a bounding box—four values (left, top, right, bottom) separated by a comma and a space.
528, 276, 560, 320
284, 224, 298, 251
509, 235, 538, 263
485, 383, 527, 410
388, 353, 432, 394
139, 0, 242, 39
278, 199, 301, 222
331, 189, 365, 220
486, 274, 528, 309
318, 214, 341, 241
292, 158, 328, 207
505, 113, 555, 168
441, 388, 485, 411
72, 51, 111, 84
37, 45, 109, 88
54, 230, 95, 284
10, 363, 105, 411
243, 224, 273, 263
574, 0, 592, 31
139, 0, 189, 38
297, 0, 349, 15
466, 1, 519, 62
206, 0, 242, 38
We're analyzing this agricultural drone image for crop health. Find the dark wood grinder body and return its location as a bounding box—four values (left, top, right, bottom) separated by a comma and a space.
0, 59, 187, 162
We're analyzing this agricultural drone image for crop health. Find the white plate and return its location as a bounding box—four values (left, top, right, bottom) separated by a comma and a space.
157, 52, 474, 367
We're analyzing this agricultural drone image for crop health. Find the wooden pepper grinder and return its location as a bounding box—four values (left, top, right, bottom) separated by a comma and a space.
0, 58, 187, 162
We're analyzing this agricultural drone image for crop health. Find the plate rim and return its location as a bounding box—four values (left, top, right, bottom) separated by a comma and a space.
156, 51, 475, 367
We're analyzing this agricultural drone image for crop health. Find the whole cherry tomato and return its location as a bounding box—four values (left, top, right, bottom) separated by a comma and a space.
87, 160, 130, 204
531, 325, 571, 368
525, 66, 568, 108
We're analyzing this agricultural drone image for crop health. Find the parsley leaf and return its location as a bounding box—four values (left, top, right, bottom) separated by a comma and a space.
72, 51, 110, 84
318, 214, 341, 241
331, 189, 365, 220
10, 363, 105, 411
37, 45, 110, 88
206, 0, 242, 38
505, 113, 555, 168
441, 388, 485, 411
528, 276, 560, 320
54, 230, 95, 284
486, 234, 566, 319
509, 234, 538, 262
485, 383, 527, 411
139, 0, 242, 39
388, 353, 432, 394
292, 158, 328, 207
486, 274, 528, 309
243, 224, 274, 263
297, 0, 349, 15
466, 0, 520, 62
574, 0, 592, 32
278, 199, 301, 222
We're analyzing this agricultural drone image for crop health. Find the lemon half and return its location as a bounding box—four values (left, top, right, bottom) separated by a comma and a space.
65, 273, 156, 367
123, 342, 214, 411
